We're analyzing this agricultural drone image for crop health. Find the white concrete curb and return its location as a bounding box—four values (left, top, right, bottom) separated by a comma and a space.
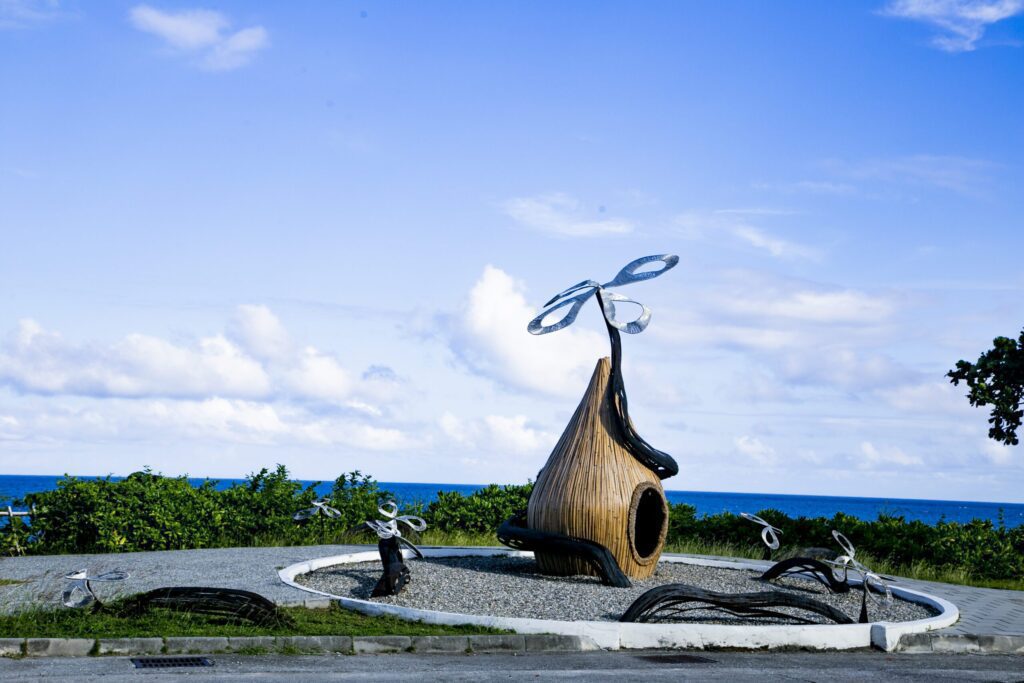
278, 547, 959, 652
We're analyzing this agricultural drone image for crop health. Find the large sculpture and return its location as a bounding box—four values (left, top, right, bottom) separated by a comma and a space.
500, 255, 679, 582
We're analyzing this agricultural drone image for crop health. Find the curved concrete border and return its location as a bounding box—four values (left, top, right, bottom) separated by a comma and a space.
278, 547, 958, 652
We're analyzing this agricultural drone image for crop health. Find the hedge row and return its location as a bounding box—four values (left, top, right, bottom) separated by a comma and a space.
5, 467, 1023, 580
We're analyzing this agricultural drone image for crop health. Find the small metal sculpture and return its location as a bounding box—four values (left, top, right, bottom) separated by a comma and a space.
293, 499, 342, 521
62, 568, 129, 609
760, 529, 894, 623
740, 512, 781, 559
619, 584, 854, 625
351, 502, 427, 597
826, 530, 894, 622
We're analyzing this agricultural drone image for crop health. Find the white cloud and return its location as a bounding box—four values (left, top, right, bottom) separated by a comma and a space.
0, 307, 382, 407
835, 155, 995, 196
229, 304, 291, 361
129, 5, 268, 71
860, 440, 924, 467
503, 193, 633, 237
675, 212, 820, 260
0, 0, 63, 28
438, 411, 556, 455
483, 414, 554, 454
721, 289, 895, 324
452, 265, 607, 397
982, 439, 1014, 465
0, 319, 271, 399
734, 435, 776, 465
882, 0, 1024, 52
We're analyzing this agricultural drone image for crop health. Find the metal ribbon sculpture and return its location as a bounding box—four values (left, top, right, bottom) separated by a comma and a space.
527, 254, 679, 480
740, 512, 782, 552
62, 569, 129, 609
293, 499, 342, 521
619, 584, 854, 625
827, 531, 894, 612
354, 501, 428, 598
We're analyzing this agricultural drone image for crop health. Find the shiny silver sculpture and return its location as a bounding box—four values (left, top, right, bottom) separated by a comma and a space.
62, 568, 129, 608
528, 254, 678, 336
365, 501, 427, 551
293, 499, 342, 521
741, 512, 782, 551
828, 530, 893, 607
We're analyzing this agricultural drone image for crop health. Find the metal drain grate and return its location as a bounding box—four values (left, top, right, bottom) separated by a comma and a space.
130, 656, 214, 669
634, 653, 716, 665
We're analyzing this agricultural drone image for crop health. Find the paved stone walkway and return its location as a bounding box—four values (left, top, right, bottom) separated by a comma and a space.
1, 546, 1021, 653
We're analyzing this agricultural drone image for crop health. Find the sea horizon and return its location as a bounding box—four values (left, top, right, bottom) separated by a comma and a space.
3, 472, 1023, 528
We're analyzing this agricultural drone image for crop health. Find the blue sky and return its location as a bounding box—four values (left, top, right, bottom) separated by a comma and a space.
1, 1, 1022, 502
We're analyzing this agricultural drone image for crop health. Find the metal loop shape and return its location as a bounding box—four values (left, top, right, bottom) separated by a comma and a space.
598, 290, 652, 334
294, 499, 342, 521
740, 512, 782, 550
366, 501, 427, 540
61, 568, 129, 608
528, 254, 678, 336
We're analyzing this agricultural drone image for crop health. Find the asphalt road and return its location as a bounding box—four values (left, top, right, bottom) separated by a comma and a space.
1, 651, 1023, 681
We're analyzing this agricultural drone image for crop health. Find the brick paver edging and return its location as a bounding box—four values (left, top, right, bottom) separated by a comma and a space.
0, 634, 599, 658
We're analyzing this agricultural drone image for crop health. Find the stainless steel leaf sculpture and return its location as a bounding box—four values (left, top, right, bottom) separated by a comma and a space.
741, 512, 782, 551
62, 568, 129, 608
528, 254, 679, 335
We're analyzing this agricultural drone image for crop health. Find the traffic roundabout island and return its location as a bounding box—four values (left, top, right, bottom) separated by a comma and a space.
278, 547, 959, 652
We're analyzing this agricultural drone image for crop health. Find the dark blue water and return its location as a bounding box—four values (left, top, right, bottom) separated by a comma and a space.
2, 474, 1022, 528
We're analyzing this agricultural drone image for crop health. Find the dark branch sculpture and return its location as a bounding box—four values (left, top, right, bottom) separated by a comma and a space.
116, 587, 293, 627
619, 583, 855, 625
346, 501, 428, 598
760, 557, 851, 594
497, 513, 631, 587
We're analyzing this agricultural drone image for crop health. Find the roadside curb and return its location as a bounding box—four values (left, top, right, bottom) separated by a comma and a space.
896, 632, 1024, 654
0, 634, 601, 658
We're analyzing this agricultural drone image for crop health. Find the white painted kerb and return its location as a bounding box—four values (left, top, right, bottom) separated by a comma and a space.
278, 547, 958, 652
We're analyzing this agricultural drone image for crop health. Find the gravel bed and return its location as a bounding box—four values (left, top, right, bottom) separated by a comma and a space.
297, 555, 936, 624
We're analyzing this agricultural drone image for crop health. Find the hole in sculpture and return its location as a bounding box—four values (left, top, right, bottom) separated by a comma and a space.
631, 485, 666, 560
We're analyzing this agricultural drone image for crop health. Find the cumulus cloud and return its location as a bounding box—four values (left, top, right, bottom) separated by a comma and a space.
451, 265, 607, 397
503, 193, 633, 237
439, 411, 556, 455
129, 5, 268, 71
882, 0, 1024, 52
0, 307, 380, 407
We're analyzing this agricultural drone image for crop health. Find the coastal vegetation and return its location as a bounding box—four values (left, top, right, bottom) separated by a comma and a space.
5, 466, 1023, 591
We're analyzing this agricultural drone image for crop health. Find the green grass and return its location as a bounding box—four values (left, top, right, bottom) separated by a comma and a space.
0, 602, 510, 639
0, 578, 26, 587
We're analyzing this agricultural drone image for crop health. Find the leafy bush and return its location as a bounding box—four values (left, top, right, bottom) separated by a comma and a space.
426, 483, 533, 533
15, 468, 1024, 582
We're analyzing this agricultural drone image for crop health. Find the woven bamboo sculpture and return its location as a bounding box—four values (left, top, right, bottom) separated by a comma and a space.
504, 254, 680, 582
528, 357, 668, 578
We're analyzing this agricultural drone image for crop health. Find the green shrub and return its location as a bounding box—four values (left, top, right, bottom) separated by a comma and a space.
426, 483, 533, 533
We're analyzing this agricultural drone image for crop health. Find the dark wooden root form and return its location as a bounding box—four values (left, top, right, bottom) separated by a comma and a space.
498, 512, 631, 587
760, 557, 852, 594
619, 583, 855, 625
371, 536, 411, 597
115, 587, 293, 627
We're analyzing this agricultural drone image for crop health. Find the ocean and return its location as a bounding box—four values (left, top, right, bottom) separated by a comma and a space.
2, 474, 1022, 527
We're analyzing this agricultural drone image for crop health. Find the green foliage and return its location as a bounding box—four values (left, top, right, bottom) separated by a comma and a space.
22, 466, 393, 554
15, 468, 1024, 585
666, 503, 1024, 581
0, 602, 508, 639
948, 328, 1024, 446
426, 483, 533, 533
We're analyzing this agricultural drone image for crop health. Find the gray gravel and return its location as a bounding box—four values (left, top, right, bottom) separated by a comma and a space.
298, 556, 935, 624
